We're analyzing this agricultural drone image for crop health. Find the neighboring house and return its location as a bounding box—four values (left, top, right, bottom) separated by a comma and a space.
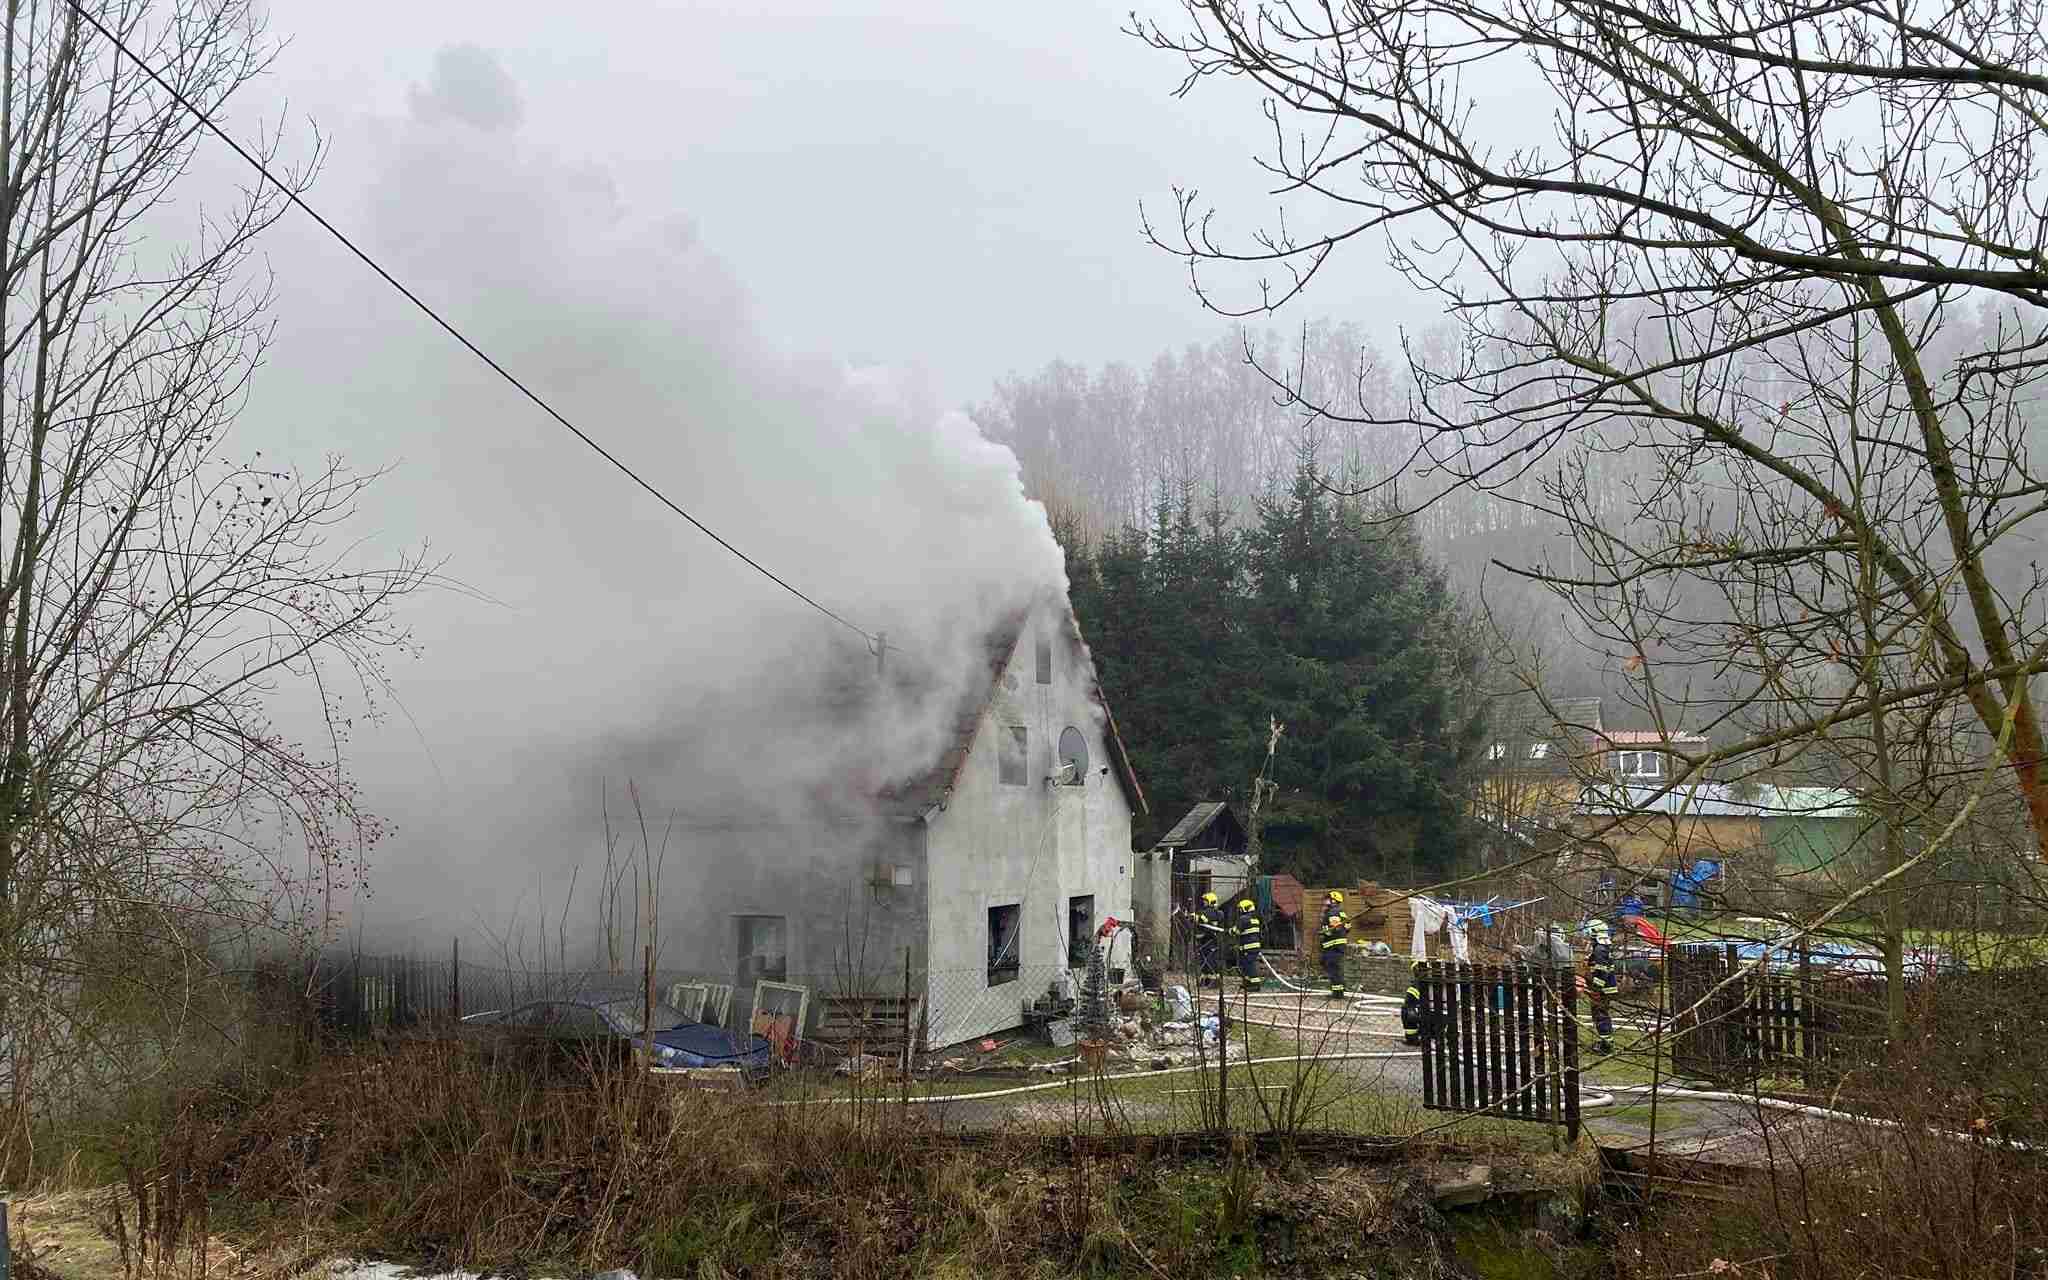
652, 593, 1146, 1050
1570, 783, 1864, 906
1471, 697, 1606, 858
1474, 695, 1864, 902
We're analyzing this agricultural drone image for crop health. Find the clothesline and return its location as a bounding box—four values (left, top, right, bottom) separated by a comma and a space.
1408, 894, 1548, 962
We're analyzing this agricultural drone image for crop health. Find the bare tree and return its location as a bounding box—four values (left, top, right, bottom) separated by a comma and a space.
0, 0, 427, 1171
1133, 0, 2048, 865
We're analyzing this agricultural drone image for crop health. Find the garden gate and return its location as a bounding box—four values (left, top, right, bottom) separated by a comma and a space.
1417, 961, 1582, 1142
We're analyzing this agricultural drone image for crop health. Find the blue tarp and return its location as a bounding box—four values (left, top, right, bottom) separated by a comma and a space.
1669, 860, 1721, 910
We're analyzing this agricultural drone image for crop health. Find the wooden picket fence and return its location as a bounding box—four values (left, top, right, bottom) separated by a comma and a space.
1666, 942, 1864, 1085
1417, 960, 1582, 1142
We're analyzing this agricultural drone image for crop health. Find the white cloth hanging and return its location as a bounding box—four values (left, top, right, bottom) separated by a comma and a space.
1447, 917, 1471, 962
1408, 896, 1451, 959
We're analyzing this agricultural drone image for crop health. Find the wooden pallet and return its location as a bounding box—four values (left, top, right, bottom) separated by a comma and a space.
809, 993, 925, 1055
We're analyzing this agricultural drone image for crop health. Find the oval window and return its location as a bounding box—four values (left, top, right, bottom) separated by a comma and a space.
1058, 726, 1090, 781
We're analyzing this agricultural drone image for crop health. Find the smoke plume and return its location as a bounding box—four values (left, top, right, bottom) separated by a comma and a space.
248, 46, 1066, 947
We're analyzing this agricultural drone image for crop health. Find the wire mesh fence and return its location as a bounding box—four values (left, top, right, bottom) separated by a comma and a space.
257, 946, 1444, 1122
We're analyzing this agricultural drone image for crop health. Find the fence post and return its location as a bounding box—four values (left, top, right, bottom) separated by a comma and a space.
452, 937, 461, 1025
1425, 962, 1441, 1114
1215, 978, 1229, 1135
1798, 942, 1813, 1089
900, 947, 913, 1107
1724, 941, 1742, 1073
643, 944, 656, 1078
1562, 959, 1581, 1144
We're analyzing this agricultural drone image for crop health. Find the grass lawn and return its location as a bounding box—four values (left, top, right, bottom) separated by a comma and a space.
756, 1017, 1378, 1106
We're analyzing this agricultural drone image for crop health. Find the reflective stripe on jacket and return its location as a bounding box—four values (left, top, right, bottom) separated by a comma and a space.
1233, 913, 1263, 951
1319, 909, 1349, 950
1588, 940, 1618, 993
1401, 985, 1426, 1039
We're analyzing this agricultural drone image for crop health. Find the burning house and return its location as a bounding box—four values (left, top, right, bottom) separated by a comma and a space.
644, 591, 1145, 1050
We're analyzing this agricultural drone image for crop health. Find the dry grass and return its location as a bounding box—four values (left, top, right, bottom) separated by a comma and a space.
97, 1037, 1519, 1279
1613, 1083, 2048, 1280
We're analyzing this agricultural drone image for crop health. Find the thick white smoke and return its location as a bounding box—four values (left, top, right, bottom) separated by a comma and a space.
247, 46, 1067, 943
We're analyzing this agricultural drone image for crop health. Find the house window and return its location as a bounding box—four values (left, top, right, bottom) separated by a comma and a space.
1611, 751, 1664, 779
987, 904, 1021, 986
1035, 633, 1052, 684
1528, 742, 1550, 760
737, 915, 788, 988
999, 725, 1028, 786
1486, 743, 1508, 761
1057, 726, 1090, 783
1067, 895, 1095, 968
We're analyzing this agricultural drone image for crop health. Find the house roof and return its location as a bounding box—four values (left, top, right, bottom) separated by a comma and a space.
1603, 730, 1710, 746
1153, 801, 1247, 852
1575, 784, 1861, 820
1485, 695, 1606, 775
875, 598, 1147, 822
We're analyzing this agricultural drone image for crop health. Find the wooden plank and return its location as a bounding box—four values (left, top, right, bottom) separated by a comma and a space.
1425, 962, 1441, 1114
1509, 965, 1528, 1119
1563, 965, 1581, 1144
1457, 962, 1475, 1111
1432, 962, 1454, 1110
1490, 966, 1507, 1112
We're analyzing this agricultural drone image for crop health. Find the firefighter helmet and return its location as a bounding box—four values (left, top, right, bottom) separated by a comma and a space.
1326, 890, 1345, 905
1200, 891, 1218, 907
1238, 898, 1256, 912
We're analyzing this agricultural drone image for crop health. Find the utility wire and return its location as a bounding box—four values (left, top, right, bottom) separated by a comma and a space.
65, 0, 884, 649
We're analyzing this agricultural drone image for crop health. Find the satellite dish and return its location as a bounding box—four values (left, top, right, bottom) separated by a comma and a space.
1057, 726, 1090, 782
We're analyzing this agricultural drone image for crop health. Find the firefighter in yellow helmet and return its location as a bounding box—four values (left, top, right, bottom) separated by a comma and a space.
1401, 961, 1429, 1047
1231, 896, 1264, 992
1319, 890, 1350, 999
1194, 891, 1226, 987
1583, 919, 1618, 1054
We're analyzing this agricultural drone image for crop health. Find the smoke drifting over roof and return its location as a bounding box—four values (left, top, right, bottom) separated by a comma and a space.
248, 46, 1067, 944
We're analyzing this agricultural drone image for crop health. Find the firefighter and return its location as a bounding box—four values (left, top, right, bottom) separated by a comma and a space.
1319, 890, 1350, 999
1584, 919, 1617, 1054
1232, 896, 1264, 992
1401, 961, 1429, 1046
1194, 891, 1226, 986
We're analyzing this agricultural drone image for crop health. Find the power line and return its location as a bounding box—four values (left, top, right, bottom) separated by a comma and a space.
64, 0, 884, 649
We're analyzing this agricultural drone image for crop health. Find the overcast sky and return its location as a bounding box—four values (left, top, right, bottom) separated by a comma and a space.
211, 0, 1429, 939
254, 0, 1418, 406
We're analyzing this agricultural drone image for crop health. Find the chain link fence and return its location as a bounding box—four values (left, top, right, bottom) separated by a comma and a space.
268, 942, 1419, 1059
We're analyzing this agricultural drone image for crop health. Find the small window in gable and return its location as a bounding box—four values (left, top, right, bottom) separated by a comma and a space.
1528, 742, 1551, 760
1035, 633, 1052, 684
999, 725, 1028, 786
1486, 743, 1508, 761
